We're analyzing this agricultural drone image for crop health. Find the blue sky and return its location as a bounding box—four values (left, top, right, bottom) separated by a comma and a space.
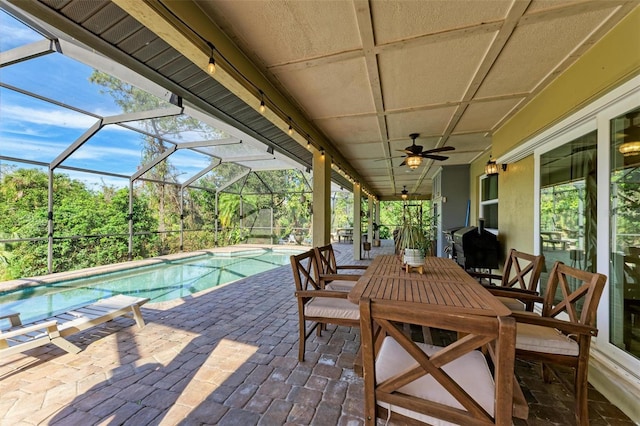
0, 10, 217, 189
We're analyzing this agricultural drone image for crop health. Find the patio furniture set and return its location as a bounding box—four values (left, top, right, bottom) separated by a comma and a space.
1, 243, 608, 425
290, 244, 607, 425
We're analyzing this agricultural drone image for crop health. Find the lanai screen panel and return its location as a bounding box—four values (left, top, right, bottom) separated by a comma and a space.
1, 9, 300, 192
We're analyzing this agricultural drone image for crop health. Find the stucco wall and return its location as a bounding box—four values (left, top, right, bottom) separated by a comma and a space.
496, 156, 535, 255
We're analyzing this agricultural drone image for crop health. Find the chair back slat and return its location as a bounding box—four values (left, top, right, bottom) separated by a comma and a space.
542, 262, 607, 327
502, 249, 545, 292
290, 250, 321, 291
315, 244, 338, 275
360, 299, 516, 426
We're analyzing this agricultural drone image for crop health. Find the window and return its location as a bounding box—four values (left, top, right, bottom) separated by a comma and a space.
479, 174, 498, 231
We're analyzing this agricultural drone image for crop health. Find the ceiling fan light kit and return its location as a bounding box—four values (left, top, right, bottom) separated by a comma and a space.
405, 155, 422, 169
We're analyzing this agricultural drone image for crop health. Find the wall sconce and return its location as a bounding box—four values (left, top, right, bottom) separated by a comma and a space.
485, 157, 507, 175
485, 158, 499, 176
266, 146, 274, 155
401, 186, 408, 200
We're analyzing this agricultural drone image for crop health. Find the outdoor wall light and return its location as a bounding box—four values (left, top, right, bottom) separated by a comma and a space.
485, 158, 499, 175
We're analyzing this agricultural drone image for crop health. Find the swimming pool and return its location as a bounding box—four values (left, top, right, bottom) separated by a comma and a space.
0, 249, 299, 324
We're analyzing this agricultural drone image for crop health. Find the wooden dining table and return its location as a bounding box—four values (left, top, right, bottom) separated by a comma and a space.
348, 254, 528, 419
348, 254, 511, 318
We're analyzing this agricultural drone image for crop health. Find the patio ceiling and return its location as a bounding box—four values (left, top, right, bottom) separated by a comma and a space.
3, 0, 639, 199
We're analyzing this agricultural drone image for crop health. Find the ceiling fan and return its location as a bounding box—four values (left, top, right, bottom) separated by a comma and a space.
394, 133, 455, 169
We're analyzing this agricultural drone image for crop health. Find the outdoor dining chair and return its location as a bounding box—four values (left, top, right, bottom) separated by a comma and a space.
499, 261, 607, 426
470, 248, 545, 311
313, 244, 368, 292
359, 298, 520, 426
290, 249, 360, 362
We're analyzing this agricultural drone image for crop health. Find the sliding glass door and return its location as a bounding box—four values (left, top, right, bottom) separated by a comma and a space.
539, 131, 597, 302
609, 108, 640, 359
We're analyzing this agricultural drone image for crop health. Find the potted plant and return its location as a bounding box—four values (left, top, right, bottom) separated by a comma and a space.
395, 222, 427, 266
372, 222, 382, 247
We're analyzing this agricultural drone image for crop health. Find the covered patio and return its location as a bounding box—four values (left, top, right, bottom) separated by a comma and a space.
2, 1, 640, 424
0, 242, 632, 425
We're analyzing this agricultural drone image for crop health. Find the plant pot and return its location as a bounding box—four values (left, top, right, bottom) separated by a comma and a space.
373, 240, 380, 247
403, 248, 423, 267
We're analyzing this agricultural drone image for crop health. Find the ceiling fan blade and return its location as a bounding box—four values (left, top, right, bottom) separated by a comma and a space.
399, 160, 407, 167
395, 149, 415, 154
423, 146, 455, 154
422, 154, 449, 161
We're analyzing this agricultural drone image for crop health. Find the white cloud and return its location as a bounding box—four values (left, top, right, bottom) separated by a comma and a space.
0, 19, 43, 49
1, 104, 98, 129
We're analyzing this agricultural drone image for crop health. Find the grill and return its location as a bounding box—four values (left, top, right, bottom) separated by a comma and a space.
453, 220, 499, 270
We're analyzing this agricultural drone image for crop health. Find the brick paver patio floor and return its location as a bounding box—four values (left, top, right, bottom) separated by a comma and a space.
0, 241, 634, 425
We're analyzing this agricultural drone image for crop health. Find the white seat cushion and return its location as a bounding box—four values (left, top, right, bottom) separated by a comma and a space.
497, 296, 526, 311
304, 297, 359, 320
516, 322, 579, 356
326, 280, 357, 291
375, 337, 495, 426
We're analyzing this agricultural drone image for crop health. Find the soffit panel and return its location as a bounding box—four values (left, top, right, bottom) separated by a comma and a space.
386, 106, 458, 141
341, 142, 387, 161
370, 0, 510, 45
276, 57, 375, 118
378, 32, 496, 110
316, 115, 381, 145
435, 151, 484, 166
348, 157, 389, 170
476, 6, 619, 98
455, 98, 524, 133
446, 133, 493, 152
195, 0, 362, 66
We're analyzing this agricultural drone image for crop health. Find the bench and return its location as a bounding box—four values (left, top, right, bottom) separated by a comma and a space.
0, 295, 149, 358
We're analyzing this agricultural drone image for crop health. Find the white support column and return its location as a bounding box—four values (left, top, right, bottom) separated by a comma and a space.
312, 149, 331, 247
353, 183, 362, 260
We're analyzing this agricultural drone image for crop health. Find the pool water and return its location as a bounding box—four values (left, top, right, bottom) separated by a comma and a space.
0, 250, 295, 324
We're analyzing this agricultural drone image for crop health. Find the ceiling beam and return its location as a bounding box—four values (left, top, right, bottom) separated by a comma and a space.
413, 0, 532, 191
352, 0, 395, 193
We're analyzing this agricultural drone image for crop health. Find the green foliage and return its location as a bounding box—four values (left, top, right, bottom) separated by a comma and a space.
0, 168, 160, 279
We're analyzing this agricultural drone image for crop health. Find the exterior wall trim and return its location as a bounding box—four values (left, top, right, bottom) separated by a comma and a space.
496, 75, 640, 164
